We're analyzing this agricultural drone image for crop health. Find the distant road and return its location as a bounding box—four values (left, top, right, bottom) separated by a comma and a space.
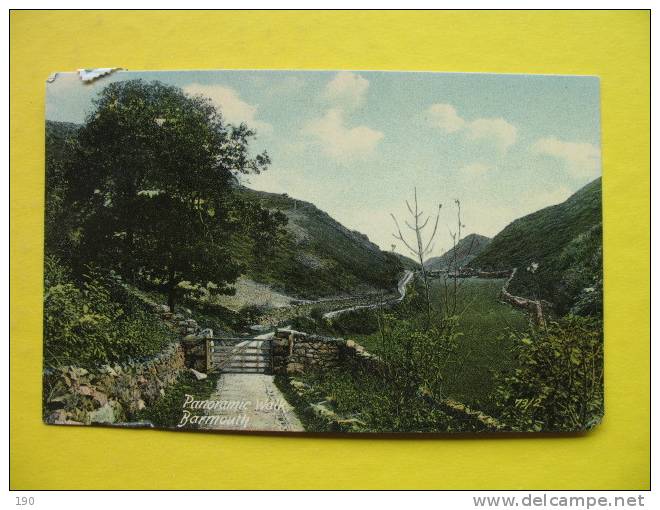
322, 270, 414, 320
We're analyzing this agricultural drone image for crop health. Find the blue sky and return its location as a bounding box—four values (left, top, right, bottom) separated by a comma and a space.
46, 70, 601, 257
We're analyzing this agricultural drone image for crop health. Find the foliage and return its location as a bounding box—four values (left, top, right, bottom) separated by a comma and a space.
232, 187, 405, 299
287, 314, 323, 334
291, 367, 457, 433
60, 80, 273, 310
557, 223, 603, 317
327, 308, 380, 336
43, 256, 175, 367
44, 121, 80, 260
237, 303, 270, 324
344, 278, 527, 413
494, 315, 604, 432
374, 313, 460, 406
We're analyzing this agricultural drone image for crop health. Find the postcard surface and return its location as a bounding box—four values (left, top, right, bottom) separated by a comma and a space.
43, 70, 603, 433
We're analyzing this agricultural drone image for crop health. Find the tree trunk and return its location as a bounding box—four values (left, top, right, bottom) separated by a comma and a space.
167, 266, 177, 312
167, 286, 176, 313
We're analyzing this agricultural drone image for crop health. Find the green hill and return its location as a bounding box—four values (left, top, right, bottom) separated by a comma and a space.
424, 233, 491, 271
469, 178, 602, 315
226, 186, 405, 300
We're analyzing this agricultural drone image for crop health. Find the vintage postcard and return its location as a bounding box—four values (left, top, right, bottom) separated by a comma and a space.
43, 70, 603, 433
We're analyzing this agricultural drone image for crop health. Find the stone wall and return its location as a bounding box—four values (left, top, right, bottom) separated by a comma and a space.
43, 342, 185, 426
500, 268, 552, 327
43, 291, 211, 426
271, 329, 379, 375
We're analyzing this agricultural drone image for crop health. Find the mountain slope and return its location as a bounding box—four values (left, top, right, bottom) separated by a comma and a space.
231, 187, 406, 299
425, 233, 491, 271
469, 178, 602, 315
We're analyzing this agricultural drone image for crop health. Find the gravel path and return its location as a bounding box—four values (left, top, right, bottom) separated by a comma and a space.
202, 373, 304, 432
322, 270, 414, 319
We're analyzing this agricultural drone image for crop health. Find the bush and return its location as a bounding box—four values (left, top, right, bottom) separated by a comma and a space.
288, 314, 322, 334
494, 315, 604, 432
43, 256, 175, 367
327, 308, 379, 336
290, 313, 468, 432
238, 303, 269, 324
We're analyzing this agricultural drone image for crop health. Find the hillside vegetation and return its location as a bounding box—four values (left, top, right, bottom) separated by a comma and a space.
230, 186, 405, 299
425, 233, 491, 271
469, 178, 602, 315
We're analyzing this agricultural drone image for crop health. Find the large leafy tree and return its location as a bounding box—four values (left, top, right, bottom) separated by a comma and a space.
66, 79, 272, 310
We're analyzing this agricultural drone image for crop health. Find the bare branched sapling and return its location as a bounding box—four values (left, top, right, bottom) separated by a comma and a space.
391, 188, 442, 321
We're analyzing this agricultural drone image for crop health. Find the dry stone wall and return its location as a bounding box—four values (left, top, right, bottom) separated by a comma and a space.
499, 268, 552, 327
271, 329, 379, 375
43, 342, 185, 426
43, 296, 207, 426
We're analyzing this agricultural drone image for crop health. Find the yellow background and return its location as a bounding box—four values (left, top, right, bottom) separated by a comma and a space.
10, 10, 650, 489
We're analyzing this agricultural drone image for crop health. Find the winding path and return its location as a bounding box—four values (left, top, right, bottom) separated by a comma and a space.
322, 270, 414, 320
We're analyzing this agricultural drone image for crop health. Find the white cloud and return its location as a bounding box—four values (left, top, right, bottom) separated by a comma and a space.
466, 118, 517, 152
323, 71, 369, 110
183, 83, 272, 133
303, 108, 384, 161
427, 103, 517, 152
531, 136, 601, 176
427, 104, 465, 133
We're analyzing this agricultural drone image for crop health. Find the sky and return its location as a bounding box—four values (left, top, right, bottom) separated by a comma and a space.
46, 70, 601, 258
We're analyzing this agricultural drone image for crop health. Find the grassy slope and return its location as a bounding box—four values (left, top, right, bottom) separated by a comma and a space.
354, 278, 528, 413
424, 233, 491, 270
233, 186, 405, 299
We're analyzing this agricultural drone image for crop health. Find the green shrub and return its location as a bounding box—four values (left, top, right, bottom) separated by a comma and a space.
328, 308, 379, 336
494, 315, 604, 432
309, 306, 325, 322
288, 314, 322, 334
290, 313, 468, 432
43, 256, 175, 367
238, 303, 269, 324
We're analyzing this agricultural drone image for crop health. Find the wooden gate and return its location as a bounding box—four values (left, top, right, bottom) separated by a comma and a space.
210, 338, 272, 374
